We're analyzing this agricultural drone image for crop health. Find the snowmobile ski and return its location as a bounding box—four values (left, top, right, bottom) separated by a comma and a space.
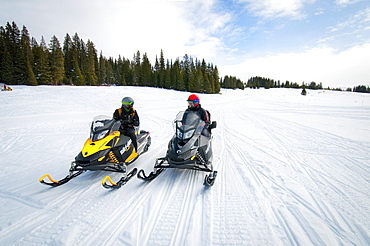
102, 168, 138, 189
204, 170, 217, 186
137, 167, 165, 181
39, 170, 86, 187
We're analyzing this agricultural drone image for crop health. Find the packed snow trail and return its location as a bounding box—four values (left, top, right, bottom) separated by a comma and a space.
0, 86, 369, 245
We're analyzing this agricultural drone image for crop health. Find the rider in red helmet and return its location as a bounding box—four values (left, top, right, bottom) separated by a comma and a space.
186, 94, 211, 136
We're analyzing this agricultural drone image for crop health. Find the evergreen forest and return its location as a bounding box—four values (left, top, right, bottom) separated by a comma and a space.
0, 22, 221, 94
245, 76, 370, 93
2, 21, 368, 94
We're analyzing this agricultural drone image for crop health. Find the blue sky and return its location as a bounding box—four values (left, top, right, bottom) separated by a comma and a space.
1, 0, 369, 88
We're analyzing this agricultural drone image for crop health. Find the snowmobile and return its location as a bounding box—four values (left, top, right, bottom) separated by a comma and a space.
137, 110, 217, 186
39, 115, 151, 189
1, 85, 12, 91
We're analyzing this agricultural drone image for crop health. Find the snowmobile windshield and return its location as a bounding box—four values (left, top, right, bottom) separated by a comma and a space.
90, 116, 119, 141
174, 111, 205, 141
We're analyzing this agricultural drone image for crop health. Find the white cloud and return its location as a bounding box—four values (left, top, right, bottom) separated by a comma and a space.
1, 0, 232, 62
324, 7, 370, 48
314, 9, 324, 15
238, 0, 315, 19
330, 7, 370, 31
219, 43, 370, 88
88, 0, 233, 62
335, 0, 363, 6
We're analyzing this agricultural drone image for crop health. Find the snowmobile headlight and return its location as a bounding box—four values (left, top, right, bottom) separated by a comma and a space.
177, 129, 183, 139
93, 130, 109, 141
183, 129, 194, 140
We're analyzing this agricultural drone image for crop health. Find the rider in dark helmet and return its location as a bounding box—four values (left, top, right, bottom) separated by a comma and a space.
186, 94, 211, 137
113, 97, 139, 152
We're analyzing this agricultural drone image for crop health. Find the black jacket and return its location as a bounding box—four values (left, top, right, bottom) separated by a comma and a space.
186, 104, 210, 123
113, 107, 139, 128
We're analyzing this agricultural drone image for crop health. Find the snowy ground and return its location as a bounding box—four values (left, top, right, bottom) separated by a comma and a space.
0, 86, 369, 246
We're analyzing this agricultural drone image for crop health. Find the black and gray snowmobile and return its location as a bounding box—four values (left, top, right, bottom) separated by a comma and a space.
137, 110, 217, 186
39, 115, 151, 189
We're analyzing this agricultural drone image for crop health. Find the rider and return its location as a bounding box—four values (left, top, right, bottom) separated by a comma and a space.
113, 97, 139, 152
186, 94, 211, 137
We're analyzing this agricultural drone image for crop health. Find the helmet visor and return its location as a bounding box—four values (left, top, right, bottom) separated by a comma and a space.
187, 99, 199, 107
122, 101, 133, 108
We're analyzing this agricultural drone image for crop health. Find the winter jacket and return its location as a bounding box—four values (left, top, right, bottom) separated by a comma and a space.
186, 104, 210, 123
113, 107, 140, 128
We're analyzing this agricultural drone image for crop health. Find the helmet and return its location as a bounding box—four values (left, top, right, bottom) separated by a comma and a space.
187, 94, 200, 107
121, 97, 134, 110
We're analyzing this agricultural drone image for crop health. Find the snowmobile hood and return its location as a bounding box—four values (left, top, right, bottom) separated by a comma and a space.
81, 131, 120, 157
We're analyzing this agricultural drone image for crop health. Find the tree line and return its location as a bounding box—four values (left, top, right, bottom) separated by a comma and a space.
0, 21, 220, 94
246, 76, 324, 90
352, 85, 370, 93
221, 75, 370, 94
220, 75, 245, 90
219, 76, 326, 90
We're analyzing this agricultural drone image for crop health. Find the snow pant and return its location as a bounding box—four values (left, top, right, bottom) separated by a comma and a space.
120, 127, 138, 151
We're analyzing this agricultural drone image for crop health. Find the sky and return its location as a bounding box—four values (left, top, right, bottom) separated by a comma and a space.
1, 0, 369, 88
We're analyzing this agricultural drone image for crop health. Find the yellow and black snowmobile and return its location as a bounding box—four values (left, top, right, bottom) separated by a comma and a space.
39, 115, 151, 189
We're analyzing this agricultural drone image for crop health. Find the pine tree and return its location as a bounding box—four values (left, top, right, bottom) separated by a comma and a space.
0, 48, 12, 83
85, 40, 98, 85
173, 58, 185, 91
122, 57, 132, 86
188, 58, 197, 92
79, 39, 87, 82
19, 26, 37, 85
49, 35, 64, 85
115, 55, 124, 86
153, 56, 160, 87
98, 52, 107, 85
34, 37, 53, 84
4, 22, 22, 84
0, 26, 12, 84
194, 65, 203, 92
63, 34, 73, 84
0, 25, 4, 65
159, 49, 165, 88
105, 57, 114, 85
70, 33, 85, 85
213, 66, 220, 93
165, 59, 171, 89
141, 53, 152, 86
132, 50, 141, 86
203, 71, 212, 93
182, 54, 190, 90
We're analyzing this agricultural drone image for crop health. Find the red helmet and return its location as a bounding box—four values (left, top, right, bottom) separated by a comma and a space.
187, 94, 200, 107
